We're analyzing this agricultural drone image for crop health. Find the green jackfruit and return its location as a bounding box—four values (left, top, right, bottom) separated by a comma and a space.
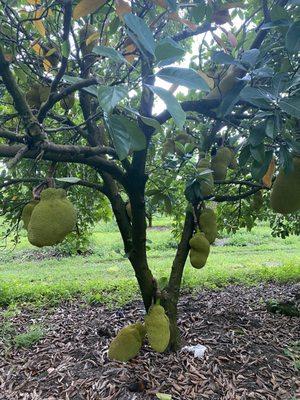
21, 200, 39, 230
199, 208, 217, 244
108, 322, 145, 362
145, 304, 170, 353
189, 230, 210, 268
27, 188, 76, 247
252, 190, 263, 211
79, 24, 98, 55
197, 157, 214, 197
211, 147, 235, 181
26, 84, 50, 109
60, 93, 75, 110
174, 132, 192, 156
270, 157, 300, 214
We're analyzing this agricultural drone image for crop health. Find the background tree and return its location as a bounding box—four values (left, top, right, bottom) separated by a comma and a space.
0, 0, 299, 351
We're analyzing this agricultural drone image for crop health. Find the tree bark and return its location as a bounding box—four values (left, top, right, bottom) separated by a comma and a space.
162, 211, 194, 350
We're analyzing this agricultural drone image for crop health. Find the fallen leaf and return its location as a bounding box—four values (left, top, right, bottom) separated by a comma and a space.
262, 157, 276, 188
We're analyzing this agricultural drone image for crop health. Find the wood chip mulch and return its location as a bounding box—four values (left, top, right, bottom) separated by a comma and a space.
0, 283, 299, 400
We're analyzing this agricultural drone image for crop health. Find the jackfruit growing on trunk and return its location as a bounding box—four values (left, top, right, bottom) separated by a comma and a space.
108, 322, 146, 362
199, 208, 218, 244
145, 304, 170, 353
27, 188, 77, 247
60, 92, 75, 110
270, 157, 300, 214
211, 147, 235, 181
21, 200, 39, 230
197, 157, 214, 197
189, 230, 210, 268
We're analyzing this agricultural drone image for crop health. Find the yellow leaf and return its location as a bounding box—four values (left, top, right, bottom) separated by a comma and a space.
34, 8, 46, 37
73, 0, 106, 20
86, 31, 100, 46
31, 42, 43, 56
262, 158, 276, 188
115, 0, 131, 18
27, 0, 41, 4
124, 43, 136, 63
43, 58, 52, 72
198, 70, 214, 89
168, 12, 198, 31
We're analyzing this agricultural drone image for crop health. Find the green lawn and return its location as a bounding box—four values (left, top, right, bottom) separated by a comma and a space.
0, 218, 299, 307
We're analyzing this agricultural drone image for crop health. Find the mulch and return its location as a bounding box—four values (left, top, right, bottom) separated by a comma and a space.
0, 283, 299, 400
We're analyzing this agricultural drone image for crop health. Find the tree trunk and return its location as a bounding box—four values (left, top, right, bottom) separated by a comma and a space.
147, 213, 153, 228
162, 211, 194, 350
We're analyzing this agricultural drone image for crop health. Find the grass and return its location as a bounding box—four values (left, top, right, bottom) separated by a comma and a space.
0, 217, 299, 308
14, 325, 44, 348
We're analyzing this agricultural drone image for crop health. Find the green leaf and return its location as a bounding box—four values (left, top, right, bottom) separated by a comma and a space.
249, 124, 266, 146
124, 13, 155, 56
251, 150, 273, 180
155, 38, 185, 66
105, 115, 146, 160
62, 75, 98, 96
97, 85, 127, 113
55, 177, 81, 183
285, 21, 300, 52
156, 67, 210, 91
147, 85, 186, 129
265, 117, 277, 139
261, 20, 290, 29
240, 87, 275, 101
217, 81, 245, 117
165, 0, 177, 11
61, 40, 70, 58
239, 144, 251, 166
279, 146, 294, 173
278, 96, 300, 118
241, 49, 260, 67
212, 51, 235, 65
140, 116, 162, 134
92, 45, 126, 63
250, 143, 265, 164
184, 180, 202, 203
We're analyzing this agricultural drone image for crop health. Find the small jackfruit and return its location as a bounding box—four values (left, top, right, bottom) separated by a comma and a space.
60, 93, 75, 110
26, 84, 50, 109
199, 208, 218, 244
197, 157, 214, 197
145, 304, 170, 353
21, 200, 39, 230
252, 191, 263, 211
108, 323, 145, 362
211, 147, 235, 181
270, 157, 300, 214
189, 230, 210, 269
27, 188, 76, 247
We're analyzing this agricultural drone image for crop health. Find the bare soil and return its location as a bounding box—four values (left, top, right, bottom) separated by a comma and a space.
0, 283, 299, 400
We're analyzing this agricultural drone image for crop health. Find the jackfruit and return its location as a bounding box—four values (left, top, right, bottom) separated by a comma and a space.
21, 200, 39, 230
145, 304, 170, 353
79, 24, 99, 55
270, 157, 300, 214
27, 188, 76, 247
162, 139, 175, 158
197, 157, 214, 197
60, 93, 75, 110
252, 190, 263, 211
199, 208, 217, 244
205, 65, 244, 101
26, 84, 50, 109
189, 230, 210, 269
211, 147, 235, 181
108, 323, 145, 362
174, 132, 192, 156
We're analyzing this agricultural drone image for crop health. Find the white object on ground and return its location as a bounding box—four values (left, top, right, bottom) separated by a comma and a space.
182, 344, 207, 359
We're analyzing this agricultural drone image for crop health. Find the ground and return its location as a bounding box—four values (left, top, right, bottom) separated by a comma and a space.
0, 283, 299, 400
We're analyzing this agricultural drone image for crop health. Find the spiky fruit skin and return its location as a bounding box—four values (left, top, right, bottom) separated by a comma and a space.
270, 157, 300, 214
145, 305, 170, 353
197, 158, 214, 197
199, 208, 217, 244
211, 147, 235, 181
108, 323, 145, 362
27, 188, 76, 247
189, 231, 210, 268
21, 200, 39, 230
60, 93, 75, 111
26, 84, 50, 109
79, 25, 98, 55
252, 191, 263, 211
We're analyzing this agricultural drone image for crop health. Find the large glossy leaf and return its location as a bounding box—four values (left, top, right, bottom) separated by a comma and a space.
250, 143, 265, 164
279, 96, 300, 118
92, 45, 126, 63
105, 115, 146, 160
251, 150, 273, 180
155, 38, 185, 66
249, 124, 266, 146
285, 21, 300, 52
241, 49, 260, 67
97, 85, 127, 113
217, 81, 245, 117
123, 13, 155, 55
240, 86, 275, 101
147, 85, 186, 129
156, 67, 210, 91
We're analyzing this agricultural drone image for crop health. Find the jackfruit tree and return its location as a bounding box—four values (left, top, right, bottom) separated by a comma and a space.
0, 0, 299, 351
